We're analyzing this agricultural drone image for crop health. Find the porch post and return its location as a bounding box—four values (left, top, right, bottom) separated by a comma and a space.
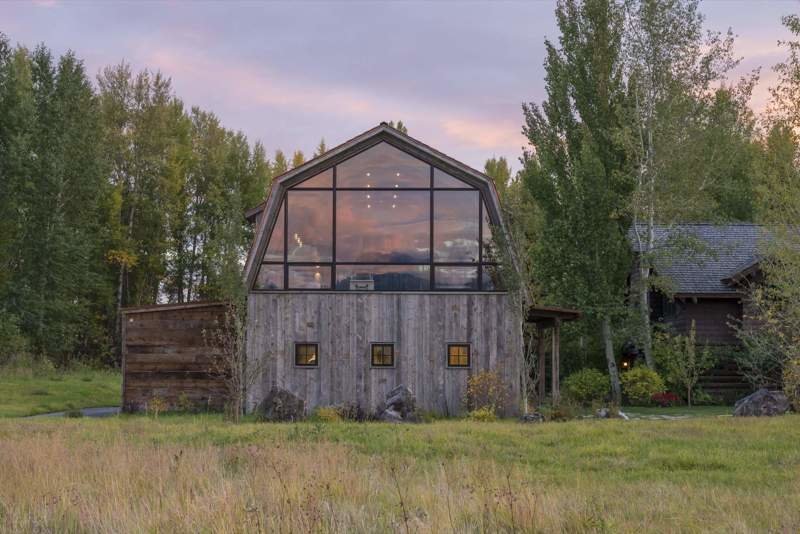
551, 318, 561, 406
537, 325, 546, 405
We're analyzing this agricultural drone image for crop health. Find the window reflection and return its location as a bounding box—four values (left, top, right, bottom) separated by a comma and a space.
263, 202, 285, 261
435, 266, 478, 290
337, 142, 429, 188
287, 191, 333, 262
336, 191, 430, 262
255, 264, 283, 290
293, 168, 332, 188
288, 266, 331, 289
481, 264, 502, 291
336, 265, 431, 291
482, 201, 498, 263
434, 168, 471, 188
434, 191, 479, 263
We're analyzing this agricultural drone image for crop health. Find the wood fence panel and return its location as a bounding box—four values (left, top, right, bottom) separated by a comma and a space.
121, 302, 227, 412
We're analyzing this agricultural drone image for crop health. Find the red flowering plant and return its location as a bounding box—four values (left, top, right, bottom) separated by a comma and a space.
651, 392, 680, 407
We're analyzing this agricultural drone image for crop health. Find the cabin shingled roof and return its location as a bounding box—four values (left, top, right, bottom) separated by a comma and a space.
630, 223, 768, 295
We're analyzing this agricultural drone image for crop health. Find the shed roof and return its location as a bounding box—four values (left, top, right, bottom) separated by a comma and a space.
630, 223, 768, 295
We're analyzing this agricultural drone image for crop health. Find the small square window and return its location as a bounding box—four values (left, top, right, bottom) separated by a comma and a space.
295, 343, 318, 367
371, 343, 395, 367
447, 344, 470, 368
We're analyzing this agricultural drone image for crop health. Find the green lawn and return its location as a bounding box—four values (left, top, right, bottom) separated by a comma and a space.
1, 414, 798, 532
0, 368, 121, 417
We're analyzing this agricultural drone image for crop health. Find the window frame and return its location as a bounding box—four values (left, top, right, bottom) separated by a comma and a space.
294, 342, 320, 368
370, 342, 396, 368
253, 142, 503, 292
446, 343, 471, 368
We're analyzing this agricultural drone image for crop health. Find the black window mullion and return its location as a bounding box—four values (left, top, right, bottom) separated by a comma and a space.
332, 165, 337, 290
283, 195, 288, 289
429, 165, 435, 289
478, 197, 483, 291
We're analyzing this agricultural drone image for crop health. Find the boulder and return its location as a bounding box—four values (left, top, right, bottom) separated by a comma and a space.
256, 387, 306, 422
519, 412, 545, 423
595, 407, 629, 420
376, 385, 417, 422
379, 408, 404, 423
733, 388, 790, 417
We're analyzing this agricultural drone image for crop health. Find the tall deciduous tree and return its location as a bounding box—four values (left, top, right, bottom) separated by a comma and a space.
314, 138, 327, 157
622, 0, 746, 367
484, 156, 513, 200
523, 0, 633, 404
291, 150, 306, 169
0, 43, 112, 362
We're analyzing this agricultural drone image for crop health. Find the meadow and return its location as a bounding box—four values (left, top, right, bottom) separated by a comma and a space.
1, 413, 798, 533
0, 368, 121, 417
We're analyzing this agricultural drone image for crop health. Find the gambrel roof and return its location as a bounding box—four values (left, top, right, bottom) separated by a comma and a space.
244, 123, 507, 288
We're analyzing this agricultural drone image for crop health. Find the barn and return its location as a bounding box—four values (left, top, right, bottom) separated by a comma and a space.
242, 123, 524, 416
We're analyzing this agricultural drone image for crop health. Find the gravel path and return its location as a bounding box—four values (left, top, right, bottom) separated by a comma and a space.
25, 407, 121, 419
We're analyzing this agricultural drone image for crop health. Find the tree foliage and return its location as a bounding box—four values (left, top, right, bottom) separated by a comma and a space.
0, 38, 274, 366
523, 0, 633, 403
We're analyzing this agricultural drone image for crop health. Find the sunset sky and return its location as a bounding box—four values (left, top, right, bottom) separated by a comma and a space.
1, 0, 795, 170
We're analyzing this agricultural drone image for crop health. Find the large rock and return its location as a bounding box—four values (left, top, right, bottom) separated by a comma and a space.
519, 412, 545, 424
256, 387, 305, 422
733, 388, 790, 417
376, 385, 417, 423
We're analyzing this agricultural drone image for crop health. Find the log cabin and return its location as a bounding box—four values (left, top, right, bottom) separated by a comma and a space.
631, 223, 768, 399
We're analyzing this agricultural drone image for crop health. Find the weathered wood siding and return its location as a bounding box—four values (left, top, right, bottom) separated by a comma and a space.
122, 302, 227, 412
246, 293, 522, 416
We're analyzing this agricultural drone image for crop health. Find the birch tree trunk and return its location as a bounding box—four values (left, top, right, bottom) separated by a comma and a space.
602, 316, 622, 405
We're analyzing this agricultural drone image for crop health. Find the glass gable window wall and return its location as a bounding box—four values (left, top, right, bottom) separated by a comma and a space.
254, 142, 501, 291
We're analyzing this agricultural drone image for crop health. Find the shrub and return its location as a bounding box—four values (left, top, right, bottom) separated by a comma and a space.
651, 392, 680, 407
563, 369, 610, 406
467, 406, 497, 422
621, 367, 665, 406
783, 358, 800, 411
147, 396, 168, 418
465, 370, 509, 416
653, 321, 715, 406
311, 406, 343, 423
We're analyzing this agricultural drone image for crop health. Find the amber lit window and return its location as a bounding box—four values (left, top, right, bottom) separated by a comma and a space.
447, 344, 470, 367
295, 343, 319, 367
371, 343, 395, 367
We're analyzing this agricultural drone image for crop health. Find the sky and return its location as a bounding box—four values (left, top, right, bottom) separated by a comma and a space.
1, 0, 796, 170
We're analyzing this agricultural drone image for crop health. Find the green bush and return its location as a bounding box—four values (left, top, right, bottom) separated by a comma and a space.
468, 406, 497, 422
310, 406, 343, 423
563, 369, 610, 406
621, 367, 665, 406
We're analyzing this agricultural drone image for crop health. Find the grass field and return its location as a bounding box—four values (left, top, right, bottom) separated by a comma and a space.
0, 368, 121, 417
1, 414, 798, 532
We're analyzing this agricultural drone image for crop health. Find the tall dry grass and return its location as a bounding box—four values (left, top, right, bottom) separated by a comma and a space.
0, 418, 799, 532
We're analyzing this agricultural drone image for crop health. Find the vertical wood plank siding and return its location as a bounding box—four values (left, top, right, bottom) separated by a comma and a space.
122, 303, 227, 412
247, 293, 522, 416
